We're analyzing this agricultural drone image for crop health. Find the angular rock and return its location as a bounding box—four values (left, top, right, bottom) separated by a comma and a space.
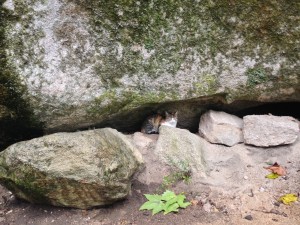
243, 115, 299, 147
155, 126, 206, 175
0, 128, 143, 209
199, 110, 243, 146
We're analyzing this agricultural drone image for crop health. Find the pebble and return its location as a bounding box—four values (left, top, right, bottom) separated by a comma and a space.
244, 215, 253, 221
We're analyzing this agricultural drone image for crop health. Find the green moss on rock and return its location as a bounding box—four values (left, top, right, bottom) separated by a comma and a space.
1, 0, 299, 135
0, 5, 43, 151
246, 67, 269, 87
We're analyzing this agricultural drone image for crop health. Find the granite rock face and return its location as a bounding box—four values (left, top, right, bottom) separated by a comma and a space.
243, 115, 299, 147
0, 128, 143, 209
1, 0, 299, 145
199, 110, 244, 146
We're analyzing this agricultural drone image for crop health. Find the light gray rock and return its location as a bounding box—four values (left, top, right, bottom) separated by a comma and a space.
155, 126, 206, 175
199, 110, 243, 146
243, 115, 299, 147
0, 128, 143, 209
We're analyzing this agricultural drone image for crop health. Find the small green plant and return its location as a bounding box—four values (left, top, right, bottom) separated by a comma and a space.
139, 190, 191, 215
161, 170, 192, 190
158, 159, 192, 192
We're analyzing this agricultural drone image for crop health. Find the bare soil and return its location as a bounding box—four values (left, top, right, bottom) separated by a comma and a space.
0, 179, 300, 225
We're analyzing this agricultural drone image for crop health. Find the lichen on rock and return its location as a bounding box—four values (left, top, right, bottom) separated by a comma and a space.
0, 0, 299, 135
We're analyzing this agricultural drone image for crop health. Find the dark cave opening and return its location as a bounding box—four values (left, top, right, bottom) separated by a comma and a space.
0, 101, 299, 151
94, 100, 300, 134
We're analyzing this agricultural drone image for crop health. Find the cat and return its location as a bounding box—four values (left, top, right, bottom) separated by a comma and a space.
141, 111, 178, 134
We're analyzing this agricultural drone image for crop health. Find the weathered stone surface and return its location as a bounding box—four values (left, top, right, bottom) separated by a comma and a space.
0, 128, 143, 209
199, 110, 243, 146
243, 115, 299, 147
155, 126, 206, 175
0, 0, 299, 139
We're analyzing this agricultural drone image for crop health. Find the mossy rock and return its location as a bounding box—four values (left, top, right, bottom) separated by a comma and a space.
0, 0, 299, 143
0, 128, 143, 209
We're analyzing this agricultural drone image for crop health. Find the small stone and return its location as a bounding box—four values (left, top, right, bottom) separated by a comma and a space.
244, 175, 248, 180
143, 211, 150, 216
244, 215, 253, 221
248, 189, 254, 197
274, 202, 280, 207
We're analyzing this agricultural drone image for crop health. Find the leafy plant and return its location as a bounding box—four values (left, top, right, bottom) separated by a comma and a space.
139, 190, 191, 215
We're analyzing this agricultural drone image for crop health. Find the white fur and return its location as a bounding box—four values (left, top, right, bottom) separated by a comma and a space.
161, 118, 177, 128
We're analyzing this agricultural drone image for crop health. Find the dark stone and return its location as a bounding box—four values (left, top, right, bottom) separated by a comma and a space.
244, 215, 253, 221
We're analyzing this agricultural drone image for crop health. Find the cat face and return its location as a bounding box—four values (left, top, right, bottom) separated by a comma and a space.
161, 111, 178, 127
165, 111, 178, 120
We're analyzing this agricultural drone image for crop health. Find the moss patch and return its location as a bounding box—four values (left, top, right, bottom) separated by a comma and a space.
191, 74, 220, 97
246, 67, 269, 87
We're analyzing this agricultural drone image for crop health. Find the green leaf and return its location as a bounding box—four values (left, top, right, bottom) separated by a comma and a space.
164, 203, 179, 215
139, 190, 191, 215
139, 201, 160, 211
176, 194, 191, 208
176, 194, 185, 205
164, 196, 178, 211
152, 202, 165, 215
265, 173, 279, 179
179, 202, 191, 208
144, 194, 162, 201
161, 190, 176, 201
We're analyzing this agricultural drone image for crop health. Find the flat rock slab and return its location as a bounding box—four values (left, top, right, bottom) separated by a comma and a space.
199, 110, 244, 146
243, 115, 299, 147
0, 128, 143, 209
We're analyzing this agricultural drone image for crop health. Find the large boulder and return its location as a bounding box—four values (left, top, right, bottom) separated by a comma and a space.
199, 110, 244, 146
243, 115, 299, 147
0, 128, 143, 209
0, 0, 299, 143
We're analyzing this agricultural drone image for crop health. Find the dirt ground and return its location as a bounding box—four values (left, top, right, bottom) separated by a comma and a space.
0, 179, 300, 225
1, 132, 300, 225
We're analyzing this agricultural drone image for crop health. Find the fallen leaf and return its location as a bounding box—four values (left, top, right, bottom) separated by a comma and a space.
279, 194, 298, 205
264, 162, 286, 176
265, 173, 279, 179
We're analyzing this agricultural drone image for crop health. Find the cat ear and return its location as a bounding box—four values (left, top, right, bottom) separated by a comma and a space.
174, 111, 178, 117
165, 111, 169, 116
